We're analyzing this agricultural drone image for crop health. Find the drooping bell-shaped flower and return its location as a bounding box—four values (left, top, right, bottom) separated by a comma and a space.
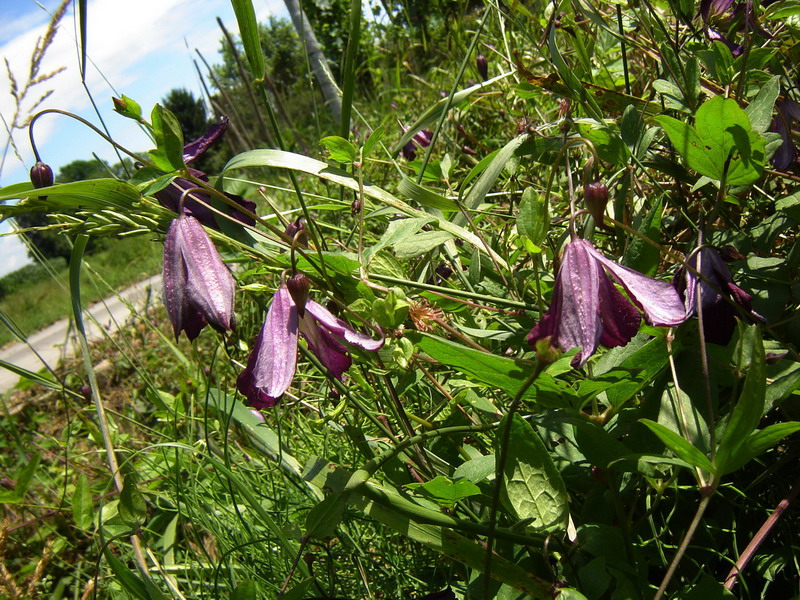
154, 116, 256, 230
528, 239, 686, 367
770, 98, 800, 169
163, 214, 236, 340
237, 275, 383, 408
673, 246, 765, 345
400, 123, 434, 161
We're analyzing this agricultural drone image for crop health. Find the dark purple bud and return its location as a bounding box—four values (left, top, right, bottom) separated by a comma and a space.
476, 54, 488, 81
462, 145, 477, 156
80, 385, 92, 402
286, 272, 310, 317
584, 181, 609, 227
351, 198, 362, 218
718, 245, 746, 262
30, 161, 54, 189
285, 217, 308, 246
766, 351, 788, 365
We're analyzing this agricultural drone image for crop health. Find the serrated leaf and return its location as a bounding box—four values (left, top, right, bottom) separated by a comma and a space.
72, 473, 93, 530
640, 419, 715, 473
320, 135, 357, 163
499, 414, 568, 530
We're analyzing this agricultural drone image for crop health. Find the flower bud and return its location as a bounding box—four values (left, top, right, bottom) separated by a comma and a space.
286, 272, 310, 316
30, 161, 54, 189
285, 217, 308, 247
584, 181, 609, 228
476, 54, 488, 81
533, 336, 561, 366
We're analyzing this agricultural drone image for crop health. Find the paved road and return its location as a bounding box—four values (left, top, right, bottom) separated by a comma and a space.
0, 274, 162, 394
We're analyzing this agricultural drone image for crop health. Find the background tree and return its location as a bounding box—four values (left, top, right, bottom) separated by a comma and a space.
161, 88, 208, 142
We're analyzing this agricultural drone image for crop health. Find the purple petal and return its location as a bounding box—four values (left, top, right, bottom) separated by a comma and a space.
597, 268, 642, 348
299, 314, 352, 379
175, 215, 236, 332
162, 218, 192, 340
238, 286, 299, 404
183, 116, 229, 164
305, 300, 384, 350
584, 241, 686, 327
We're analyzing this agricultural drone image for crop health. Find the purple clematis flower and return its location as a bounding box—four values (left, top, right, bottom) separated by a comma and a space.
673, 246, 765, 345
527, 239, 686, 367
400, 125, 433, 161
237, 274, 384, 408
154, 116, 256, 230
163, 213, 236, 340
700, 0, 770, 56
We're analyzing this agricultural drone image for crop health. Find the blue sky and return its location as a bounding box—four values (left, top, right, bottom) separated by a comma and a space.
0, 0, 286, 276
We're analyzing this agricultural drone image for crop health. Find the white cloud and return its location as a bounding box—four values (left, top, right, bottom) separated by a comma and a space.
0, 222, 32, 277
0, 0, 286, 184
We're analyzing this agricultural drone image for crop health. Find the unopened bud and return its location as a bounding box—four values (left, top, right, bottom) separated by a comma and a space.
30, 161, 54, 189
285, 217, 308, 247
584, 181, 609, 227
476, 54, 488, 81
286, 272, 310, 316
112, 96, 127, 113
462, 145, 477, 156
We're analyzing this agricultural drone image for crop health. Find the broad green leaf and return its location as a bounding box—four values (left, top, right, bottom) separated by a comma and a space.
393, 230, 454, 258
716, 326, 766, 473
363, 217, 433, 265
223, 149, 508, 268
599, 336, 672, 408
72, 473, 94, 530
499, 414, 569, 530
320, 135, 357, 163
406, 476, 481, 508
656, 95, 765, 186
623, 198, 663, 276
148, 104, 184, 172
105, 550, 151, 600
640, 419, 715, 473
397, 177, 457, 211
745, 75, 780, 134
453, 454, 496, 483
305, 495, 346, 539
721, 422, 800, 474
232, 581, 258, 600
517, 188, 549, 245
119, 473, 147, 528
230, 0, 265, 79
407, 332, 537, 399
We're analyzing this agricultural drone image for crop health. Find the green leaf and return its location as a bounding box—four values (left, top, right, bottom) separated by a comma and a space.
745, 75, 780, 134
721, 422, 800, 474
517, 188, 549, 245
623, 198, 663, 276
406, 476, 481, 508
104, 550, 166, 600
72, 473, 94, 530
320, 135, 357, 163
397, 177, 457, 211
371, 288, 410, 328
393, 230, 454, 258
0, 453, 40, 504
148, 104, 184, 172
407, 333, 537, 399
113, 94, 143, 121
499, 414, 569, 530
598, 336, 672, 408
640, 419, 715, 473
119, 473, 147, 528
0, 179, 141, 214
716, 326, 766, 473
362, 124, 385, 157
232, 581, 258, 600
656, 95, 765, 186
230, 0, 265, 79
305, 495, 346, 539
363, 217, 433, 265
